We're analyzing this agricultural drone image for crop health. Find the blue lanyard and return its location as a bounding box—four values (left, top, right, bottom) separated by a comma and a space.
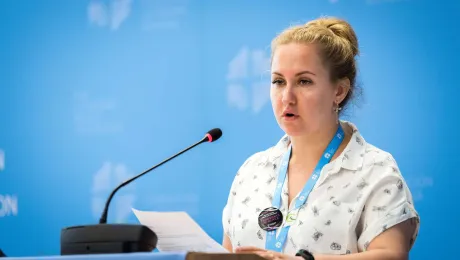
265, 125, 344, 252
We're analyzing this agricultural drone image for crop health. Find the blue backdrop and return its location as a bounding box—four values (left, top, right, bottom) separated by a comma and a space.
0, 0, 458, 259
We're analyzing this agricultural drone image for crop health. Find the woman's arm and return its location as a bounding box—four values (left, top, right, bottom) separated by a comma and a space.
223, 234, 233, 252
236, 219, 416, 260
314, 219, 416, 260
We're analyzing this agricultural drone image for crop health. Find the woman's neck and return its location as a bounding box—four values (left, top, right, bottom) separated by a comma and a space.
289, 122, 347, 166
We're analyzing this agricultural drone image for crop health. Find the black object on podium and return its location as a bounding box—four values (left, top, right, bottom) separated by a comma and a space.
60, 224, 157, 255
60, 128, 223, 255
0, 248, 6, 257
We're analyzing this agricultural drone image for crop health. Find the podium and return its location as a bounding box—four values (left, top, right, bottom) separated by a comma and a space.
4, 252, 265, 260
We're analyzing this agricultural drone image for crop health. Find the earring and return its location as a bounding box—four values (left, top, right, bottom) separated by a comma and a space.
333, 102, 342, 124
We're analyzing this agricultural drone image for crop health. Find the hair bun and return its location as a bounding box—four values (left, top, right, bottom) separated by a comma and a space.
309, 17, 359, 57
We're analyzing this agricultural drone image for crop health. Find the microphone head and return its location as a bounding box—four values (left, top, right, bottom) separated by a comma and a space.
204, 128, 222, 142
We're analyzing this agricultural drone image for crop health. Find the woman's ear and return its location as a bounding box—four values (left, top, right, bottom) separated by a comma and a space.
335, 77, 351, 105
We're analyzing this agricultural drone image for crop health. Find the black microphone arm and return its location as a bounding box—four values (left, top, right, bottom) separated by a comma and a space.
60, 128, 222, 256
99, 127, 222, 224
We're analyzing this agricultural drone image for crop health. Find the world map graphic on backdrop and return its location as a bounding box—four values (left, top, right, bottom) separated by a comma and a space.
87, 0, 190, 32
406, 176, 434, 202
0, 194, 18, 218
0, 149, 18, 219
91, 161, 136, 223
226, 46, 271, 115
0, 149, 4, 171
87, 0, 133, 31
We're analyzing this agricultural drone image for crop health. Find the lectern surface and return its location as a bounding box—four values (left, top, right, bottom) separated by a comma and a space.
5, 252, 187, 260
5, 252, 265, 260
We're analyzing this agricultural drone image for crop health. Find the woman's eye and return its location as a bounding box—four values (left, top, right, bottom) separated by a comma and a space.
271, 79, 284, 85
299, 79, 313, 85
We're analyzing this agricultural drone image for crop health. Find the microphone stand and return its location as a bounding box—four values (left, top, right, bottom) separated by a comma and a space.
99, 136, 209, 224
60, 128, 222, 255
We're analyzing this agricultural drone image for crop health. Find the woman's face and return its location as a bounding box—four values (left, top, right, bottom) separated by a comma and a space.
270, 42, 348, 137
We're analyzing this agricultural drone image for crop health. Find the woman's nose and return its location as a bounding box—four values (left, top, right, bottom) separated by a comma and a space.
281, 85, 296, 105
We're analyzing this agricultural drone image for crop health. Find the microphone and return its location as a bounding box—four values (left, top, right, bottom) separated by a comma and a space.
60, 128, 223, 255
99, 128, 222, 224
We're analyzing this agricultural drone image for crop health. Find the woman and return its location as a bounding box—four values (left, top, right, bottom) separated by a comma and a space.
221, 16, 419, 260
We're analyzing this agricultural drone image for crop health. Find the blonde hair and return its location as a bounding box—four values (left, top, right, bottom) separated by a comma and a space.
271, 16, 360, 111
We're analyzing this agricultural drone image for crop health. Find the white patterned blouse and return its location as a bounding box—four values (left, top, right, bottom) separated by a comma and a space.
222, 121, 419, 255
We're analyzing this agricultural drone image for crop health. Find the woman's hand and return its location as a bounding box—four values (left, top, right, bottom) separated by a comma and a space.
235, 246, 302, 260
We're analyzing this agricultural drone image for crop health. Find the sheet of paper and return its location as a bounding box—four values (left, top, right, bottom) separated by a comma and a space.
132, 208, 229, 253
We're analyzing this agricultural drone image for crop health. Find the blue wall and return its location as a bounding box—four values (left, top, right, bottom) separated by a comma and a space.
0, 0, 458, 259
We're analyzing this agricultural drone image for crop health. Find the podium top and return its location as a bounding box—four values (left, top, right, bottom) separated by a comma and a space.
4, 252, 186, 260
5, 252, 265, 260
